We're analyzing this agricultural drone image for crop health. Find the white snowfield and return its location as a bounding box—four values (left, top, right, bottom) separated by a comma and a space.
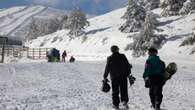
0, 60, 195, 110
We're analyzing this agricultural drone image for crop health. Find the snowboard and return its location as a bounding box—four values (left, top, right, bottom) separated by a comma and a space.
164, 62, 177, 80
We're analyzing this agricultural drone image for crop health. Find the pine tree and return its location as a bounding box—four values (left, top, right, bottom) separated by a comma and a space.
179, 0, 195, 15
131, 12, 166, 57
144, 0, 160, 10
120, 0, 146, 33
161, 0, 186, 16
67, 9, 89, 37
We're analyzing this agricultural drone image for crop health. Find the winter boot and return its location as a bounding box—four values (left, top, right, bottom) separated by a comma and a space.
151, 101, 155, 108
122, 102, 129, 109
112, 105, 119, 110
155, 102, 160, 110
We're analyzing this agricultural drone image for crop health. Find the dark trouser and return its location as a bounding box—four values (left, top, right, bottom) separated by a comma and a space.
62, 57, 65, 62
111, 77, 129, 106
149, 85, 163, 108
149, 75, 164, 109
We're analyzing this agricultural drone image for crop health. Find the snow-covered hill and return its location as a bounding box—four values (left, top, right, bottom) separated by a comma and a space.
0, 5, 68, 41
26, 7, 195, 61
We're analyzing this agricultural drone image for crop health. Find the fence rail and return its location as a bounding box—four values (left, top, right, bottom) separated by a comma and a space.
26, 48, 51, 59
0, 46, 51, 60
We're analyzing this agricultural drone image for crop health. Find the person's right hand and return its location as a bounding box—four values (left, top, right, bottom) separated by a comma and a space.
103, 78, 109, 83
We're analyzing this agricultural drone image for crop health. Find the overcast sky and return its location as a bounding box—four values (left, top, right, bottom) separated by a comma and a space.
0, 0, 128, 15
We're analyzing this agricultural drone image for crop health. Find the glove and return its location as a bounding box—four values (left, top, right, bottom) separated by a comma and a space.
103, 78, 109, 83
128, 75, 136, 86
144, 77, 151, 88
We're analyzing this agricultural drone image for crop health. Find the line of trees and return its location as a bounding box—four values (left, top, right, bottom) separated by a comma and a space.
120, 0, 195, 57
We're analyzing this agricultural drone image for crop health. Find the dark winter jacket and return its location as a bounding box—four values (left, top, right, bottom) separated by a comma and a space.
62, 51, 67, 58
104, 52, 132, 80
143, 55, 165, 79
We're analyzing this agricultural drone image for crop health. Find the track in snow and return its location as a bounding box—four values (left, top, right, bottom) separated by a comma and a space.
0, 6, 46, 35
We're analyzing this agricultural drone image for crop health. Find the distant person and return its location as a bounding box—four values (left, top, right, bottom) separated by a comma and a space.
62, 50, 67, 62
46, 48, 60, 62
69, 56, 75, 63
53, 48, 60, 62
103, 45, 132, 109
143, 47, 165, 110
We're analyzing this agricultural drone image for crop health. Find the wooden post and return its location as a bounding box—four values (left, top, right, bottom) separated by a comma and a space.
7, 46, 9, 56
19, 48, 22, 57
1, 44, 5, 63
46, 48, 48, 59
13, 48, 15, 57
27, 48, 29, 58
39, 48, 41, 59
33, 48, 35, 59
0, 37, 8, 63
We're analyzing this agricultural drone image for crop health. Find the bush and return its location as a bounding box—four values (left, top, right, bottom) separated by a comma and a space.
180, 33, 195, 46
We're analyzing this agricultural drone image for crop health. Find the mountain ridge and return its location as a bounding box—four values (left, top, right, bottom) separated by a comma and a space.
0, 5, 68, 41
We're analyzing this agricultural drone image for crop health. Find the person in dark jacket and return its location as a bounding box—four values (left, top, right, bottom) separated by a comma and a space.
62, 50, 67, 62
69, 56, 75, 63
143, 47, 165, 110
103, 45, 132, 109
47, 48, 60, 62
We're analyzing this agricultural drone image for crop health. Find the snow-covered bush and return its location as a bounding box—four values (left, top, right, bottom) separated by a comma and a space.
191, 46, 195, 54
180, 33, 195, 46
179, 0, 195, 15
144, 0, 160, 10
161, 0, 186, 16
180, 31, 195, 54
67, 9, 89, 37
131, 12, 166, 57
120, 0, 146, 33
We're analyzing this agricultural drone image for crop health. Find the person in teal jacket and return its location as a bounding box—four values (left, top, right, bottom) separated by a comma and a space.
143, 47, 165, 110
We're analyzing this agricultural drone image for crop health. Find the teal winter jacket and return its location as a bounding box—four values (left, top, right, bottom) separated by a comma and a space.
143, 55, 165, 78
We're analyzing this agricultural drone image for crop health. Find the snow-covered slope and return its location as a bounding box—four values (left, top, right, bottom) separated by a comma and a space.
26, 8, 131, 59
26, 7, 195, 61
0, 5, 68, 40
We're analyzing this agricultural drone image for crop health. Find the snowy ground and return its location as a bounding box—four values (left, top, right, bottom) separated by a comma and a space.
0, 58, 195, 110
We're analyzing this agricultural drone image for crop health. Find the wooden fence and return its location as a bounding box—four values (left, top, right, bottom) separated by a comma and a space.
26, 48, 51, 59
0, 46, 51, 60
